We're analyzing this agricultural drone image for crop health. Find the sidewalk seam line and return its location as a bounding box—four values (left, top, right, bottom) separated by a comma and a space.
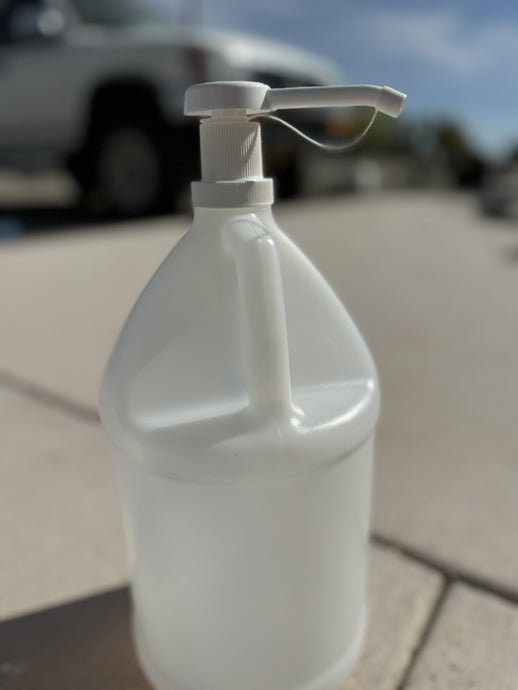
372, 532, 518, 606
395, 578, 450, 690
0, 371, 99, 425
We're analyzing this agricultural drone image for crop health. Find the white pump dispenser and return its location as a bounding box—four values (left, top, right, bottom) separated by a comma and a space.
101, 81, 406, 690
185, 81, 405, 207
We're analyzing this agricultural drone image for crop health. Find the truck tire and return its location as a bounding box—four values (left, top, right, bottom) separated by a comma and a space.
73, 116, 182, 217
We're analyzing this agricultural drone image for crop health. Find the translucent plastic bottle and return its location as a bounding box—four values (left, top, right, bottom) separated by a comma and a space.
101, 81, 406, 690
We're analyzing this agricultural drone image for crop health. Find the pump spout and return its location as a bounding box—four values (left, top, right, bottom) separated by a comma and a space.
263, 85, 407, 118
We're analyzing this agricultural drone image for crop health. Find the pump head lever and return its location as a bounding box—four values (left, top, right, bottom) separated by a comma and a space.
184, 81, 407, 119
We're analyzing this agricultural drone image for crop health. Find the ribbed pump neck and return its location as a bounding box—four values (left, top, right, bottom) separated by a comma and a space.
200, 114, 263, 182
192, 112, 274, 208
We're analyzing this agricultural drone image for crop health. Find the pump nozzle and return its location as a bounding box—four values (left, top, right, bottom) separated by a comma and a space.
265, 85, 406, 118
184, 81, 407, 118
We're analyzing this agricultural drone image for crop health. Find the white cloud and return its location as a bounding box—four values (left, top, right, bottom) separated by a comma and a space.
364, 7, 518, 77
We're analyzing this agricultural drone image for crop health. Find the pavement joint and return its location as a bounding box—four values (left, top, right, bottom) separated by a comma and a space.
394, 578, 450, 690
0, 370, 99, 425
373, 537, 518, 690
372, 532, 518, 607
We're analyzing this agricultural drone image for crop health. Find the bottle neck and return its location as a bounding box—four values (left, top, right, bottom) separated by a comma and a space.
192, 204, 276, 226
200, 113, 263, 181
192, 113, 274, 208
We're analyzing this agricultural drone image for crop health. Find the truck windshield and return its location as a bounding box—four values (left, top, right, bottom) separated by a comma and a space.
68, 0, 178, 26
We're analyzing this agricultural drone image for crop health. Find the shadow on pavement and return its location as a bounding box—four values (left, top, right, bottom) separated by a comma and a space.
0, 203, 186, 239
0, 587, 151, 689
0, 171, 183, 238
0, 205, 94, 236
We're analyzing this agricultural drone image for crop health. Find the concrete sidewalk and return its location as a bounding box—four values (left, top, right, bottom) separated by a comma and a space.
1, 191, 517, 688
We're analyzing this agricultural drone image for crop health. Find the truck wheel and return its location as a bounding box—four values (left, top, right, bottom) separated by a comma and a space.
84, 118, 177, 217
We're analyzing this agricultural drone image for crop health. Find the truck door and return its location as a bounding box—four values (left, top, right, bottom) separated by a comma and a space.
0, 0, 70, 158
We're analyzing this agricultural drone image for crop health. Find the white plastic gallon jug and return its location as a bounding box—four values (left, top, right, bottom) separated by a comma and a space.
101, 81, 406, 690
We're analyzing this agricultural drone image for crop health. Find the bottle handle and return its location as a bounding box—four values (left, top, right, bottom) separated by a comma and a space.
224, 215, 293, 418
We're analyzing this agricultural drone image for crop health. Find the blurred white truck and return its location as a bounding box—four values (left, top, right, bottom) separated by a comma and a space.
0, 0, 339, 215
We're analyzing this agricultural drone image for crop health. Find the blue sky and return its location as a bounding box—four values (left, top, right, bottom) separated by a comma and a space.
201, 0, 518, 159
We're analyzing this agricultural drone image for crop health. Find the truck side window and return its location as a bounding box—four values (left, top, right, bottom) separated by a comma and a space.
0, 0, 14, 42
0, 0, 44, 43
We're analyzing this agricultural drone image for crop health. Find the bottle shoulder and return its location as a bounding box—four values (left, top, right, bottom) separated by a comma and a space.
100, 207, 379, 478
